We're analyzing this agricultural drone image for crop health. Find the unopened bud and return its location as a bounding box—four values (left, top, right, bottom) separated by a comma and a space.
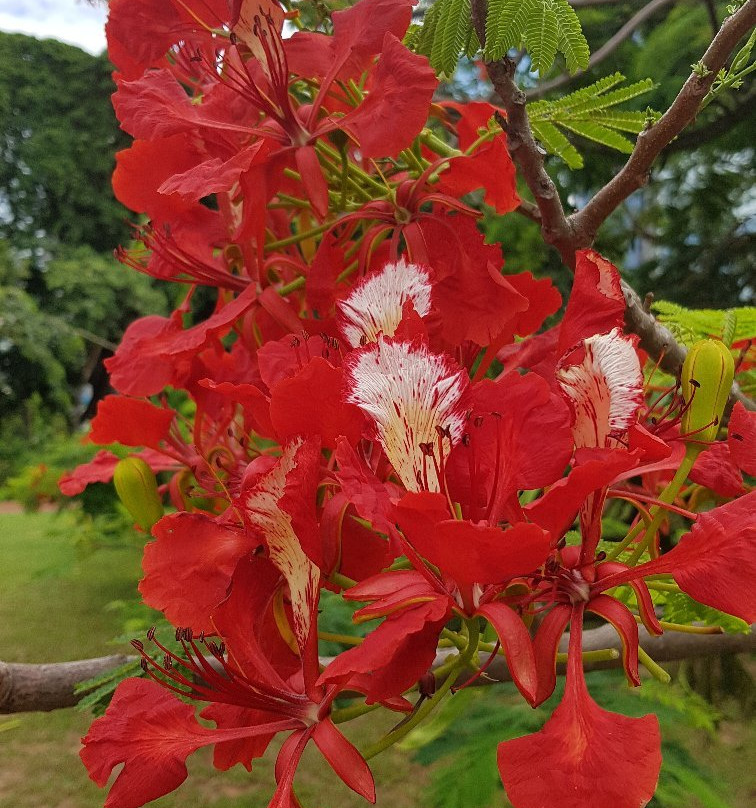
681, 339, 734, 443
113, 456, 164, 531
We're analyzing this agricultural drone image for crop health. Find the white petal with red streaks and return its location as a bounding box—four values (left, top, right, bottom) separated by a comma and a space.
243, 438, 320, 653
557, 328, 643, 448
345, 338, 467, 492
338, 259, 432, 348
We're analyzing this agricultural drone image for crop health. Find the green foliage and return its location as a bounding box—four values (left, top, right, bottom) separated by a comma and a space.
0, 284, 84, 415
416, 0, 589, 78
484, 0, 589, 73
0, 32, 129, 252
651, 301, 756, 347
528, 73, 656, 168
404, 672, 732, 808
415, 0, 476, 77
663, 592, 751, 635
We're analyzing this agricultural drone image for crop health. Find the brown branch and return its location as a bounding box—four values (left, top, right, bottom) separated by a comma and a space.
472, 0, 756, 410
572, 0, 756, 246
471, 0, 578, 259
2, 627, 754, 713
528, 0, 679, 101
0, 655, 132, 714
622, 281, 756, 410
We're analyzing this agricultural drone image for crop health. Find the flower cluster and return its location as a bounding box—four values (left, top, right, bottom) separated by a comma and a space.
63, 2, 756, 807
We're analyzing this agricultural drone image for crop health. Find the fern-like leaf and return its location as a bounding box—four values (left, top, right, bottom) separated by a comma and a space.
484, 0, 536, 61
651, 300, 756, 347
528, 73, 656, 166
531, 118, 583, 168
554, 0, 589, 73
525, 0, 559, 75
560, 120, 635, 152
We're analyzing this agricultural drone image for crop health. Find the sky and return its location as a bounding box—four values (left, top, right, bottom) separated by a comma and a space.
0, 0, 107, 54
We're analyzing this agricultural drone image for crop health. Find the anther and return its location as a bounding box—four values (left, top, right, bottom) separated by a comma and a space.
131, 639, 144, 651
140, 659, 149, 672
146, 626, 156, 641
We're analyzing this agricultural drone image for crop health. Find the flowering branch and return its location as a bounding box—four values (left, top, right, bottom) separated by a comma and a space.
3, 627, 754, 714
471, 0, 756, 409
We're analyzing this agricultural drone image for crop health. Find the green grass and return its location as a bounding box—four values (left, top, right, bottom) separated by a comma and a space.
0, 511, 427, 808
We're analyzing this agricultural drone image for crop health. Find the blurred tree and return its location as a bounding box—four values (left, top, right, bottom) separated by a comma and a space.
0, 32, 130, 252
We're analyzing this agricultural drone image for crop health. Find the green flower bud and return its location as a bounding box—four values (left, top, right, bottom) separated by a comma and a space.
113, 456, 164, 531
680, 339, 734, 443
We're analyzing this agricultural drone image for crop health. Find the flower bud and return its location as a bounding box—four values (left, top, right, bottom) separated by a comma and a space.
680, 339, 734, 443
113, 456, 164, 531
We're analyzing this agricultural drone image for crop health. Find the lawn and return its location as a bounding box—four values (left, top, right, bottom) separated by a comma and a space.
0, 510, 427, 808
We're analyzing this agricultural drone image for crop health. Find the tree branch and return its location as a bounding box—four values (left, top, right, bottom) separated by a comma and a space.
1, 627, 754, 713
622, 281, 756, 410
528, 0, 679, 101
572, 0, 756, 246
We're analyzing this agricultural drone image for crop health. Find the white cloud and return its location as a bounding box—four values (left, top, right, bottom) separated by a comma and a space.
0, 0, 107, 55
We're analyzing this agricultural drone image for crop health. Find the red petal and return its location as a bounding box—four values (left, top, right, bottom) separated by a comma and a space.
270, 358, 364, 450
241, 438, 322, 654
423, 216, 529, 347
558, 250, 625, 357
59, 450, 121, 496
690, 441, 745, 497
532, 604, 571, 705
200, 703, 278, 772
586, 595, 640, 686
89, 396, 175, 450
139, 513, 256, 633
476, 602, 538, 705
107, 285, 258, 397
606, 492, 756, 623
318, 599, 450, 703
341, 34, 437, 158
397, 498, 551, 585
312, 720, 376, 802
525, 448, 639, 539
728, 401, 756, 475
438, 135, 520, 214
498, 612, 661, 808
295, 145, 329, 219
80, 678, 297, 808
113, 136, 201, 221
333, 438, 395, 534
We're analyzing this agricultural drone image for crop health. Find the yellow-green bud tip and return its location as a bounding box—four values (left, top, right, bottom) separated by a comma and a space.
680, 339, 734, 444
113, 456, 164, 531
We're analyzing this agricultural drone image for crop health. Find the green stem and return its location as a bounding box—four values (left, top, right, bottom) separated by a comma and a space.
420, 129, 461, 158
331, 701, 380, 724
327, 571, 357, 590
265, 221, 333, 251
555, 648, 620, 664
638, 647, 671, 683
361, 619, 480, 760
626, 447, 698, 565
318, 632, 363, 646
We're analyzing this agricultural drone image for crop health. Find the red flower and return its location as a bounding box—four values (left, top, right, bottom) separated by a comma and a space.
498, 607, 661, 808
